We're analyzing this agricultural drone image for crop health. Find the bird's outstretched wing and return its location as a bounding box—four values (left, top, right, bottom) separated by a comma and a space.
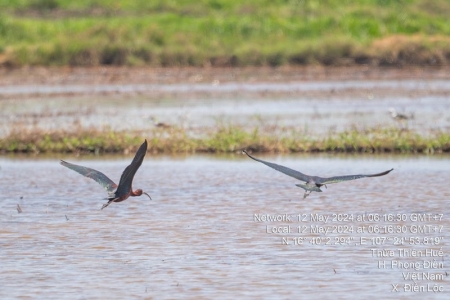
243, 150, 311, 182
114, 140, 148, 197
60, 160, 117, 192
316, 168, 394, 185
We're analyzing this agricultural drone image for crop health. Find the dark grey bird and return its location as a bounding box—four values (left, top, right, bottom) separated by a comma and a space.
60, 140, 151, 209
243, 150, 393, 198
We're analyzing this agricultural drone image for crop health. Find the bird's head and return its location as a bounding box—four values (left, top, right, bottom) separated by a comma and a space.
135, 189, 152, 200
388, 107, 397, 117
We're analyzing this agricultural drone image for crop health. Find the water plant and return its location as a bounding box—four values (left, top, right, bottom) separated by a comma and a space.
1, 125, 448, 154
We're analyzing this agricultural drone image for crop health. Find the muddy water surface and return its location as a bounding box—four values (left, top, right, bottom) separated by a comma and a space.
1, 154, 449, 299
1, 78, 450, 137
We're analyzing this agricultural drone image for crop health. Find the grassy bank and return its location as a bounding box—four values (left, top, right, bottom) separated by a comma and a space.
1, 0, 450, 67
1, 125, 449, 154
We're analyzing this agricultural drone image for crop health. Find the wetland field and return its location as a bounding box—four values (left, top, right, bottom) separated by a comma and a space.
0, 66, 449, 299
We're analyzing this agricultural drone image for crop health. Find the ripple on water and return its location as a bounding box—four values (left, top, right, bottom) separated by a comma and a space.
0, 155, 449, 299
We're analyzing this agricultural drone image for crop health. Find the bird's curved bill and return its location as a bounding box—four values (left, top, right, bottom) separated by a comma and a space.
143, 192, 152, 200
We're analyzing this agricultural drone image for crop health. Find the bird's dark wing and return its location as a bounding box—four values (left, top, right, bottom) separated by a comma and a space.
316, 168, 394, 185
60, 160, 117, 192
115, 140, 148, 197
243, 150, 311, 182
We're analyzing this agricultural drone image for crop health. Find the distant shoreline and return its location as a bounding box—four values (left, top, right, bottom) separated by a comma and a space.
1, 126, 449, 155
2, 65, 450, 89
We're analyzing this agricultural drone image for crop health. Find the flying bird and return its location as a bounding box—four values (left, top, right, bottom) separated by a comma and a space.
61, 140, 151, 209
243, 150, 393, 198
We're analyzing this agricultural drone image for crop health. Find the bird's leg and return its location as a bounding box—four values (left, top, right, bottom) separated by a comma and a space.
324, 184, 327, 189
303, 191, 310, 199
101, 200, 113, 210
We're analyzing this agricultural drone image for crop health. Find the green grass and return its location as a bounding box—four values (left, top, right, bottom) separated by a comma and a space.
1, 0, 450, 66
1, 125, 449, 154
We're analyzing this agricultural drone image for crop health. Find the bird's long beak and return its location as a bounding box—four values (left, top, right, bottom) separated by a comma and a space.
143, 192, 152, 200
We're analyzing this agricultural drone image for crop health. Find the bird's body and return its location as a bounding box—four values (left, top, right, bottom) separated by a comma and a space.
149, 116, 171, 129
243, 150, 393, 198
389, 108, 413, 120
60, 140, 151, 209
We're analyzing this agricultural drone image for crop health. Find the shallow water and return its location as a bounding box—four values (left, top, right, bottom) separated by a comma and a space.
1, 154, 449, 299
1, 79, 450, 95
1, 78, 450, 137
